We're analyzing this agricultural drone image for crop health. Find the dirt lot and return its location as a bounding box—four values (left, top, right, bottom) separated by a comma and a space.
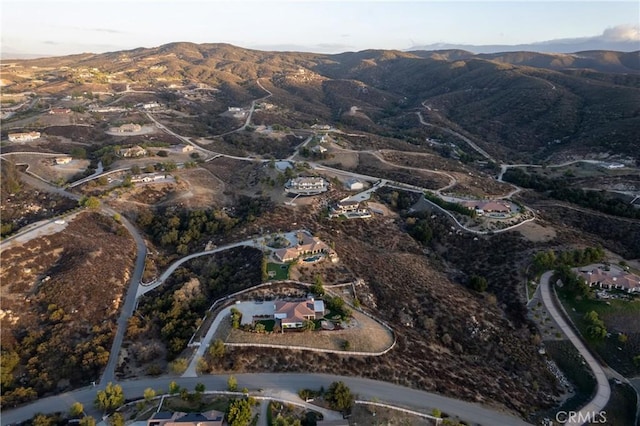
350, 403, 436, 425
6, 153, 90, 183
0, 211, 136, 403
516, 221, 557, 243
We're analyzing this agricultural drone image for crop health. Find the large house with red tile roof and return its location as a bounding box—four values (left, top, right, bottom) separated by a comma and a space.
578, 268, 640, 293
274, 298, 325, 328
273, 232, 329, 262
147, 410, 224, 426
461, 200, 512, 214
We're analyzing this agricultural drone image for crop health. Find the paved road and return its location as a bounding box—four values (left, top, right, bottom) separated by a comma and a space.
539, 271, 611, 425
136, 240, 259, 298
0, 373, 531, 426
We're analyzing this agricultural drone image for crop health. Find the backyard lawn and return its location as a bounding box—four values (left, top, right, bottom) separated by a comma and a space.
266, 262, 289, 280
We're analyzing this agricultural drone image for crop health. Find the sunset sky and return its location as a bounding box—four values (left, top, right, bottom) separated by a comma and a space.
2, 0, 639, 56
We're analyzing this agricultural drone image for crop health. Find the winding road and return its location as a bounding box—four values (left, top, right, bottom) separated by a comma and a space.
0, 374, 532, 426
538, 271, 611, 425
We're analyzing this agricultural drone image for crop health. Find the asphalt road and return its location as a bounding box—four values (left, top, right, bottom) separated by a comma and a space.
539, 271, 611, 425
1, 373, 532, 426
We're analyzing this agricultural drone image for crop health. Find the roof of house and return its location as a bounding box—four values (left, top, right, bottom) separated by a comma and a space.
579, 269, 640, 290
150, 412, 176, 420
275, 299, 322, 324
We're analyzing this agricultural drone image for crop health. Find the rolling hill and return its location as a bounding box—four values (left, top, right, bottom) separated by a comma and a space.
3, 42, 638, 162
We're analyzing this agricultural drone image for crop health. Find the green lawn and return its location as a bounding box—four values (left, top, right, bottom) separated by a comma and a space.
256, 319, 275, 332
266, 263, 289, 280
557, 288, 640, 375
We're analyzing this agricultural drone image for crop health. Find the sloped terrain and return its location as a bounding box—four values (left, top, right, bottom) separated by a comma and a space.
0, 212, 136, 406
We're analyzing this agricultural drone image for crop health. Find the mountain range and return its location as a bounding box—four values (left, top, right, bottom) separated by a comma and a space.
3, 42, 639, 162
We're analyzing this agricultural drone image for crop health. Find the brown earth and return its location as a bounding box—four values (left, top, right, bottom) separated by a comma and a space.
0, 211, 136, 405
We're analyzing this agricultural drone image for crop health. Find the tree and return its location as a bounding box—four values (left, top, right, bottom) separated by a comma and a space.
170, 358, 188, 374
79, 416, 96, 426
301, 319, 316, 332
157, 150, 169, 157
70, 402, 84, 417
325, 381, 354, 412
469, 275, 488, 292
130, 164, 141, 174
195, 382, 205, 393
143, 387, 156, 402
208, 339, 225, 358
227, 375, 238, 391
311, 275, 325, 296
226, 398, 252, 426
94, 382, 125, 413
109, 413, 124, 426
169, 381, 180, 394
81, 196, 101, 209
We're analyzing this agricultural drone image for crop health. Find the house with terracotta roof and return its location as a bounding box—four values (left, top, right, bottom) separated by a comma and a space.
579, 268, 640, 293
274, 298, 325, 328
461, 200, 511, 214
147, 410, 224, 426
273, 232, 330, 262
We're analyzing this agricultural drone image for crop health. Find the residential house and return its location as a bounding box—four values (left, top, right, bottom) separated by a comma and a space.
54, 156, 72, 165
8, 131, 41, 142
285, 176, 329, 195
147, 411, 224, 426
274, 298, 325, 329
274, 232, 330, 262
119, 145, 147, 158
329, 200, 371, 219
579, 268, 640, 293
114, 123, 142, 133
175, 144, 194, 153
311, 144, 327, 154
49, 107, 71, 115
344, 178, 364, 191
461, 200, 511, 214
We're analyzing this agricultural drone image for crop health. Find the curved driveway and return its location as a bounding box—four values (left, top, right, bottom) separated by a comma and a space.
539, 271, 611, 425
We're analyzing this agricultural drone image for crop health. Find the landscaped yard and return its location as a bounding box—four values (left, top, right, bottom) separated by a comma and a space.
224, 309, 394, 353
266, 262, 290, 280
557, 288, 640, 376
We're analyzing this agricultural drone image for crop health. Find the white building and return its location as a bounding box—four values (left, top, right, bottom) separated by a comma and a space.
345, 178, 364, 191
8, 131, 41, 142
285, 176, 329, 195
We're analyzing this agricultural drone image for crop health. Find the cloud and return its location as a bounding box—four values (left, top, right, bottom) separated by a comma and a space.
601, 25, 640, 42
43, 41, 60, 45
71, 26, 126, 34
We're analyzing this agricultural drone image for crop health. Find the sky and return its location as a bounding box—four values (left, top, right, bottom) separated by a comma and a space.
1, 0, 639, 57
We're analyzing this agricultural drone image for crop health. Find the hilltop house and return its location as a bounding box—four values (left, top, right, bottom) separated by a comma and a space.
285, 176, 329, 195
49, 107, 71, 115
461, 200, 511, 215
578, 268, 640, 293
174, 144, 194, 153
114, 123, 142, 133
273, 232, 330, 263
119, 145, 147, 158
8, 131, 41, 142
54, 156, 72, 165
147, 411, 224, 426
274, 298, 325, 329
329, 199, 371, 219
344, 178, 364, 191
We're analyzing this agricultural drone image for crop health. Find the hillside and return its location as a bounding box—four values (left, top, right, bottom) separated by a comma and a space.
3, 42, 638, 162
